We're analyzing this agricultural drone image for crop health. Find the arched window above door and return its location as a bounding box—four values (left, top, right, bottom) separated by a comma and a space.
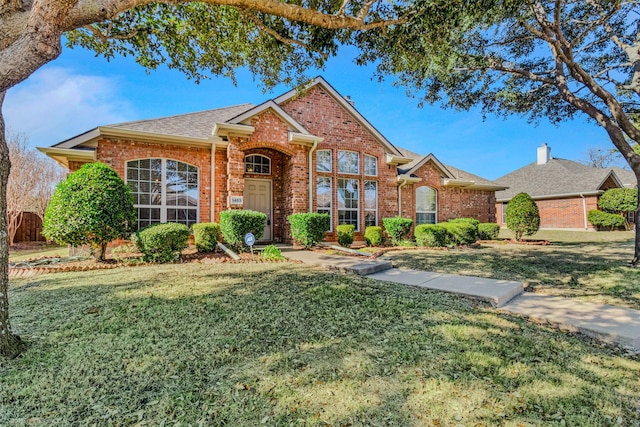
245, 154, 271, 174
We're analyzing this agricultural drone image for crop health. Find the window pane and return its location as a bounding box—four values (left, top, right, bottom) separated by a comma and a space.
364, 155, 378, 176
416, 186, 437, 225
316, 150, 332, 172
337, 151, 359, 174
245, 155, 271, 174
416, 213, 436, 225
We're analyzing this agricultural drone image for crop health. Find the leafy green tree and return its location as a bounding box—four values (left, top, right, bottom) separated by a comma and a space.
0, 0, 404, 358
358, 0, 640, 263
43, 163, 136, 262
505, 193, 540, 241
598, 188, 638, 229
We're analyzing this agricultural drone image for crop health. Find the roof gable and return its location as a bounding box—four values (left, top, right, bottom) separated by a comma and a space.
227, 100, 310, 134
273, 76, 403, 157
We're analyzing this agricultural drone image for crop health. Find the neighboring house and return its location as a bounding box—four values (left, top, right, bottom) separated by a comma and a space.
495, 144, 637, 230
39, 77, 504, 243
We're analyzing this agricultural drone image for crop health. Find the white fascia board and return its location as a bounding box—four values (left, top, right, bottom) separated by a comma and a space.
229, 100, 309, 134
397, 174, 421, 184
97, 126, 214, 147
212, 123, 255, 138
386, 154, 412, 165
289, 132, 323, 146
496, 190, 604, 202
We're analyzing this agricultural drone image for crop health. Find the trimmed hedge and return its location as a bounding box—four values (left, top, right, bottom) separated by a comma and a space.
506, 192, 540, 240
441, 222, 477, 246
364, 226, 383, 247
587, 210, 625, 230
192, 222, 221, 252
220, 210, 267, 252
136, 222, 191, 263
448, 218, 480, 228
415, 224, 448, 247
337, 224, 355, 247
382, 217, 413, 245
478, 223, 500, 240
448, 218, 479, 242
288, 213, 330, 249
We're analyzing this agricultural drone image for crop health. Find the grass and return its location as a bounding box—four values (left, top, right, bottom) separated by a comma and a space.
8, 243, 67, 262
2, 263, 640, 426
383, 230, 640, 310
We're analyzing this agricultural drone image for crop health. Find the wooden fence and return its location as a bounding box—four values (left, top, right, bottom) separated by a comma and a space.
14, 212, 45, 242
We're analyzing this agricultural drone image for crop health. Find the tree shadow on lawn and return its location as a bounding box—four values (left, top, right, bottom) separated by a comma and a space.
384, 246, 640, 309
3, 264, 640, 426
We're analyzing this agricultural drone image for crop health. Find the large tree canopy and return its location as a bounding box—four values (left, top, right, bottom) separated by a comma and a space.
355, 0, 640, 260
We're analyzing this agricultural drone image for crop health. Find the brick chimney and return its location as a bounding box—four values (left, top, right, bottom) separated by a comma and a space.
537, 143, 551, 165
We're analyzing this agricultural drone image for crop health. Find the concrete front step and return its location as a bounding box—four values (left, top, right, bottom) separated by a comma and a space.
500, 294, 640, 354
282, 249, 393, 275
367, 268, 524, 308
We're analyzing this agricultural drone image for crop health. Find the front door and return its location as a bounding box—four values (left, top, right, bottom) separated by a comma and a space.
244, 179, 272, 241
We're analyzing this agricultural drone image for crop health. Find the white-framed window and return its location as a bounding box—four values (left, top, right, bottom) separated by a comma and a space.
317, 177, 332, 230
316, 149, 332, 172
416, 186, 437, 225
338, 150, 359, 174
338, 178, 359, 230
245, 154, 271, 174
502, 202, 508, 224
364, 180, 377, 227
364, 154, 378, 176
127, 158, 199, 230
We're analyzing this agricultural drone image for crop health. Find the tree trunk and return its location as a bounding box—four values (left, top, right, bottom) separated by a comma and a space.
98, 243, 107, 262
0, 92, 24, 358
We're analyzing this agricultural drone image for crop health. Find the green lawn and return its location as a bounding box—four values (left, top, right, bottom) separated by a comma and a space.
2, 263, 639, 426
383, 230, 640, 310
8, 243, 67, 262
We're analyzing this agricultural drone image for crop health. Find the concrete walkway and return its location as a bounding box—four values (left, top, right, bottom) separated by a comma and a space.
283, 248, 640, 354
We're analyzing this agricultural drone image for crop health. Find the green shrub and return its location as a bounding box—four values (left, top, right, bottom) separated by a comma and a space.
261, 244, 284, 261
191, 222, 221, 252
587, 210, 625, 230
441, 222, 477, 245
364, 226, 383, 247
42, 162, 136, 261
598, 188, 637, 214
505, 192, 540, 240
415, 224, 449, 247
220, 210, 267, 252
136, 223, 191, 263
287, 213, 330, 249
448, 218, 479, 242
336, 224, 355, 247
478, 223, 500, 240
382, 217, 413, 246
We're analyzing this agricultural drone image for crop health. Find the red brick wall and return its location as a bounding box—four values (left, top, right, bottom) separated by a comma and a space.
401, 160, 496, 226
96, 138, 213, 223
281, 85, 399, 239
496, 195, 599, 229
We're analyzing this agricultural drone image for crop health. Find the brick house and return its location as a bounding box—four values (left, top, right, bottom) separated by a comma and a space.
495, 144, 637, 230
39, 77, 505, 243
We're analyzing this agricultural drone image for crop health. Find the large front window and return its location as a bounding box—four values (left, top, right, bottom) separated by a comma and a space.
338, 150, 359, 174
416, 186, 437, 225
338, 178, 359, 230
364, 180, 377, 227
317, 177, 332, 230
127, 159, 199, 229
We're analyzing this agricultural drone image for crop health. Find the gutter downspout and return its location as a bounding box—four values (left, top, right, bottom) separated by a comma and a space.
580, 193, 588, 230
398, 179, 408, 217
308, 140, 319, 212
211, 141, 216, 222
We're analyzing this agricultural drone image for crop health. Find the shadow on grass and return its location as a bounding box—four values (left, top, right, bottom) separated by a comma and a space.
2, 263, 640, 426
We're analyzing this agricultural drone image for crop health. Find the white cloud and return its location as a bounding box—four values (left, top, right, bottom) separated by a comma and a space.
4, 67, 135, 147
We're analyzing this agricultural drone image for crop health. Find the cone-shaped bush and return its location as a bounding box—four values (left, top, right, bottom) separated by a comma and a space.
505, 192, 540, 241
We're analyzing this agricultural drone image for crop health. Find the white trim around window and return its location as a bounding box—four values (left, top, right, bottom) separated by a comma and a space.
416, 185, 437, 225
337, 150, 359, 175
316, 176, 332, 231
316, 149, 332, 172
338, 178, 359, 231
126, 158, 199, 230
364, 154, 378, 176
364, 180, 377, 227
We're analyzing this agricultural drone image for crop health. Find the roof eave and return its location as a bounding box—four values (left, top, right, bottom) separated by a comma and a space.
386, 154, 412, 166
289, 132, 324, 147
212, 123, 255, 138
37, 146, 97, 168
442, 178, 507, 191
397, 174, 421, 184
496, 190, 604, 202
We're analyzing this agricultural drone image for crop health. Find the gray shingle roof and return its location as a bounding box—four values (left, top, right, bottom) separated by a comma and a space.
494, 158, 630, 201
108, 104, 255, 139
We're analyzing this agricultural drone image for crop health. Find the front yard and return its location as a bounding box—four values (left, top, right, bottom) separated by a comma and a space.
383, 230, 640, 310
2, 261, 640, 426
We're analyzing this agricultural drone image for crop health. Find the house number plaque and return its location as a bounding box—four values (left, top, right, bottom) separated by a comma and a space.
230, 196, 243, 205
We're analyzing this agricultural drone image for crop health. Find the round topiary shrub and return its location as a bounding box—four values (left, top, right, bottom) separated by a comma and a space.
382, 217, 413, 246
414, 224, 449, 247
42, 162, 136, 261
505, 192, 540, 241
219, 210, 267, 252
587, 210, 626, 231
364, 226, 383, 247
136, 222, 191, 263
440, 222, 477, 245
336, 224, 355, 247
447, 218, 479, 242
478, 223, 500, 240
288, 213, 330, 249
191, 222, 221, 252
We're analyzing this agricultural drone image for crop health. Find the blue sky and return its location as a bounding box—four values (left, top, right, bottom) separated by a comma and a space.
4, 44, 617, 180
